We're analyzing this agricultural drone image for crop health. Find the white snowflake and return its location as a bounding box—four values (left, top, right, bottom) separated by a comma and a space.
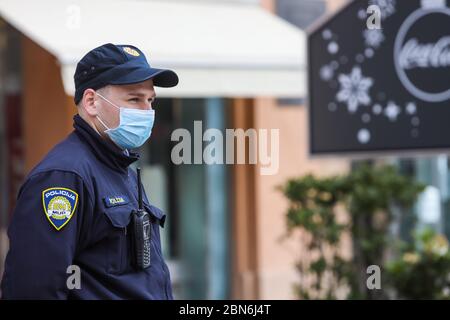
358, 9, 367, 20
363, 29, 385, 48
336, 67, 373, 113
369, 0, 396, 20
411, 116, 420, 126
372, 104, 383, 114
320, 65, 334, 81
328, 102, 337, 112
322, 29, 332, 40
406, 102, 417, 115
356, 54, 365, 63
357, 128, 371, 144
328, 41, 339, 54
384, 101, 401, 121
362, 113, 371, 123
365, 48, 375, 58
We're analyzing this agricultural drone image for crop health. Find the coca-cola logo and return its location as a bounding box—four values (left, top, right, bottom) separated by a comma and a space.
399, 37, 450, 69
394, 7, 450, 102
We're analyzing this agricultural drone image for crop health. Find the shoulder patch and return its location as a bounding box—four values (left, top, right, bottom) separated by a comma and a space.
42, 187, 79, 231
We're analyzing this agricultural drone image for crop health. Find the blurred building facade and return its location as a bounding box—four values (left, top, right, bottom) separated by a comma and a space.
0, 0, 354, 299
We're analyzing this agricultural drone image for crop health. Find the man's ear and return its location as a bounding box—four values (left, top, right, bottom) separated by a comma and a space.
81, 89, 98, 117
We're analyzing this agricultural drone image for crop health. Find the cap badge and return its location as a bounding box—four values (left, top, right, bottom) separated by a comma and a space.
123, 47, 140, 56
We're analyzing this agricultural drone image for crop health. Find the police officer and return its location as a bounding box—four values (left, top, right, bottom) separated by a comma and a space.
0, 43, 179, 299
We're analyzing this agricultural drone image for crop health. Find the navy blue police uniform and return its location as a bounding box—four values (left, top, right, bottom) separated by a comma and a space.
0, 43, 179, 299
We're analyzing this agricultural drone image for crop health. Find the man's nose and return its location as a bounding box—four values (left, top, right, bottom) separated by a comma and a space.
144, 100, 153, 110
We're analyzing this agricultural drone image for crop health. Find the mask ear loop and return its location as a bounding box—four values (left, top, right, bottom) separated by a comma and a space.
96, 92, 121, 110
95, 92, 120, 131
96, 115, 111, 131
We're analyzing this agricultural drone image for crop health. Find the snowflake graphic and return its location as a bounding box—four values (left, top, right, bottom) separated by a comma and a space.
406, 102, 417, 115
322, 29, 332, 40
336, 67, 373, 113
357, 128, 371, 144
372, 104, 383, 115
363, 29, 385, 48
384, 101, 401, 121
369, 0, 396, 20
358, 9, 367, 20
320, 64, 334, 81
411, 116, 420, 126
328, 41, 339, 55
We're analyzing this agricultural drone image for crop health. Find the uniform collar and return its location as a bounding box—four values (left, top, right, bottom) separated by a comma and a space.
73, 114, 139, 173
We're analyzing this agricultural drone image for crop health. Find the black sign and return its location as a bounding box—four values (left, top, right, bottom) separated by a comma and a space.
308, 0, 450, 154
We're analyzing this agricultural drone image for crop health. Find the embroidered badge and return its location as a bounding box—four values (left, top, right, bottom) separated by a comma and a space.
42, 187, 78, 231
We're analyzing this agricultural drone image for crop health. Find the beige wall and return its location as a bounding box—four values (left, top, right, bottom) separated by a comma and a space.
252, 98, 349, 299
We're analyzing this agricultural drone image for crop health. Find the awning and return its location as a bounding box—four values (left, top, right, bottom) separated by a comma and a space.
0, 0, 306, 97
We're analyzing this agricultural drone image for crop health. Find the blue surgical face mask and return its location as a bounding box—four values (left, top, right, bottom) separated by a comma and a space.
96, 92, 155, 150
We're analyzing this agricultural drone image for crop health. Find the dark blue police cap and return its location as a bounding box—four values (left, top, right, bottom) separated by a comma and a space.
74, 43, 179, 104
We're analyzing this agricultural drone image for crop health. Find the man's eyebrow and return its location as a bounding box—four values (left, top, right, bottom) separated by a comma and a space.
127, 92, 156, 98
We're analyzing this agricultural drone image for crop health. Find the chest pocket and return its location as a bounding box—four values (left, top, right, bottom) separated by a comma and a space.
102, 201, 166, 275
102, 204, 134, 275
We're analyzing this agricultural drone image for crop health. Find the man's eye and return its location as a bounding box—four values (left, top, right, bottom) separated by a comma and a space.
148, 98, 156, 104
128, 98, 139, 103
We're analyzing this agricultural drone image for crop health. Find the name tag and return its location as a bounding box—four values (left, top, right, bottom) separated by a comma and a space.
103, 195, 129, 208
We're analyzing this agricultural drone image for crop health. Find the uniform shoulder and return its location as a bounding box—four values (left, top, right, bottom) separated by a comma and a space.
28, 131, 95, 179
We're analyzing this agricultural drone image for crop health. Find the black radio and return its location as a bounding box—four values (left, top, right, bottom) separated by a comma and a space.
130, 167, 151, 269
